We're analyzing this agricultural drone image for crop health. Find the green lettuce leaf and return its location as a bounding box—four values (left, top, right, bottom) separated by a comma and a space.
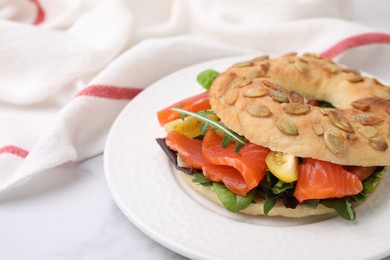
212, 182, 255, 213
352, 166, 386, 204
192, 173, 213, 186
263, 195, 277, 215
321, 199, 356, 221
196, 69, 219, 90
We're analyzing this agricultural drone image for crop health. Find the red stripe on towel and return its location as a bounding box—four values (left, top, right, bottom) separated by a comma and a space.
29, 0, 45, 25
321, 32, 390, 59
0, 146, 29, 158
76, 85, 143, 100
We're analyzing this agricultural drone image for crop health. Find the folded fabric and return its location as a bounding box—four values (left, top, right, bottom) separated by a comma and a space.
0, 0, 389, 195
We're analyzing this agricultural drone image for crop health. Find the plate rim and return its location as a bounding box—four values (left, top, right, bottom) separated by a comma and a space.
104, 55, 390, 260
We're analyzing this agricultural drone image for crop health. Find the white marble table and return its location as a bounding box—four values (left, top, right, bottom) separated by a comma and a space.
1, 1, 390, 259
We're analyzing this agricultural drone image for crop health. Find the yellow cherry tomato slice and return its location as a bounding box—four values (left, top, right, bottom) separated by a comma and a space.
265, 151, 298, 183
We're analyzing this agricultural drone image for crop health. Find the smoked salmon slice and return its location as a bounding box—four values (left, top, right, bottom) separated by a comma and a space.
294, 158, 363, 203
202, 164, 250, 196
157, 92, 211, 126
165, 130, 250, 196
202, 129, 269, 190
165, 130, 204, 169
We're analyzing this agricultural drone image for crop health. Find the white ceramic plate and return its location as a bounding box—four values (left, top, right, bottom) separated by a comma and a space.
104, 56, 390, 260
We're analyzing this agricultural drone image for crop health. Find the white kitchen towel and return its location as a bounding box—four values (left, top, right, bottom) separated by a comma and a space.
0, 0, 389, 194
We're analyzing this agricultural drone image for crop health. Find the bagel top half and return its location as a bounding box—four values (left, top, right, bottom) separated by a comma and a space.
209, 53, 390, 166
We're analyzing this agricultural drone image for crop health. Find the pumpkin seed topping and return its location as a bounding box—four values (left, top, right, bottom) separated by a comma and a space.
237, 79, 253, 88
369, 137, 388, 151
223, 89, 239, 105
372, 78, 384, 86
355, 114, 383, 126
342, 68, 361, 76
283, 103, 311, 115
243, 88, 268, 98
351, 99, 370, 111
293, 58, 308, 73
324, 130, 346, 154
262, 80, 288, 93
312, 123, 324, 136
303, 53, 321, 59
276, 117, 298, 135
282, 52, 297, 57
328, 111, 354, 133
373, 87, 390, 99
260, 62, 271, 73
320, 108, 332, 115
252, 55, 269, 63
271, 91, 289, 103
247, 105, 271, 117
232, 61, 253, 68
358, 126, 378, 138
288, 91, 304, 104
348, 75, 364, 83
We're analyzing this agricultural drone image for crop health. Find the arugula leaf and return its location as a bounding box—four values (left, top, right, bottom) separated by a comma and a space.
221, 134, 233, 148
192, 173, 213, 186
199, 122, 209, 135
212, 182, 255, 212
352, 167, 386, 204
321, 199, 356, 221
196, 69, 219, 90
263, 195, 277, 215
271, 180, 294, 195
172, 108, 247, 152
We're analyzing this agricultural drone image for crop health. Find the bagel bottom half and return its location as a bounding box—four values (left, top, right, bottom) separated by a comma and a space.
176, 170, 334, 218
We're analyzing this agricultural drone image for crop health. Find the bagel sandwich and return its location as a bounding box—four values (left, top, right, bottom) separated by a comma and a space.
156, 53, 390, 220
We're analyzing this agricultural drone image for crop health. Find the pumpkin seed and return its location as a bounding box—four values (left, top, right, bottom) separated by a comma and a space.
323, 63, 339, 74
247, 105, 271, 117
262, 80, 288, 93
324, 130, 346, 154
282, 52, 297, 57
232, 61, 253, 68
271, 91, 289, 103
312, 123, 324, 136
369, 137, 388, 151
373, 87, 390, 99
243, 88, 268, 98
351, 99, 370, 111
303, 53, 321, 59
358, 126, 377, 138
342, 68, 361, 76
294, 59, 308, 73
237, 80, 253, 88
283, 103, 311, 115
276, 117, 298, 135
252, 55, 269, 63
355, 114, 383, 126
288, 91, 304, 104
372, 78, 384, 86
328, 111, 354, 133
348, 75, 364, 83
260, 62, 271, 73
223, 89, 239, 105
320, 108, 332, 115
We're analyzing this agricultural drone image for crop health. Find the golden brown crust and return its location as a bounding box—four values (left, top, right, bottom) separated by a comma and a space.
178, 171, 334, 218
209, 53, 390, 166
